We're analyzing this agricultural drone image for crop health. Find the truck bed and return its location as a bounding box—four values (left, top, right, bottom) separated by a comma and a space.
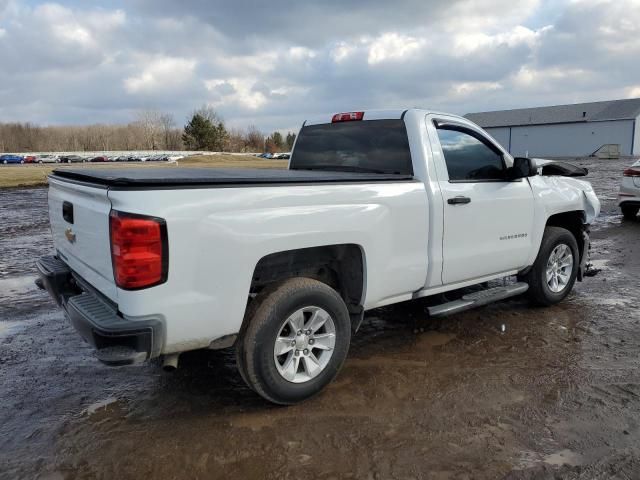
51, 168, 414, 188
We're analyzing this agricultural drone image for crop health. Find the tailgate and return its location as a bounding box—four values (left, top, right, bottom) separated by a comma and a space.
48, 177, 117, 301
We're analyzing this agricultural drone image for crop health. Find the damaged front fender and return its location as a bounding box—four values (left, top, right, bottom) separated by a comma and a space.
529, 175, 601, 224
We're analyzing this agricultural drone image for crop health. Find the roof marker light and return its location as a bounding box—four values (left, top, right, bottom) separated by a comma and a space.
332, 112, 364, 123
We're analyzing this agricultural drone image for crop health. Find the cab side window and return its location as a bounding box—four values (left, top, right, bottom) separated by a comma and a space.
436, 127, 505, 181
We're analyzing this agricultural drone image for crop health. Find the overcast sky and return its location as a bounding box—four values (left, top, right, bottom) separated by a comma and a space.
0, 0, 639, 133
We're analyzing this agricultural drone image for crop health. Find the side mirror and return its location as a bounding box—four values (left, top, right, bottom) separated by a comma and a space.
508, 157, 536, 180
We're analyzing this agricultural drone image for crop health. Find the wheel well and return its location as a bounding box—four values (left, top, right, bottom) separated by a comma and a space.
546, 210, 586, 258
250, 244, 365, 316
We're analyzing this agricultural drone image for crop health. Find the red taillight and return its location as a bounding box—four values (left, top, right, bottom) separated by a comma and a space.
623, 168, 640, 177
109, 210, 168, 290
331, 111, 364, 123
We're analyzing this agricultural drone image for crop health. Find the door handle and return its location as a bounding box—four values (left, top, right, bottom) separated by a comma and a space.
447, 196, 471, 205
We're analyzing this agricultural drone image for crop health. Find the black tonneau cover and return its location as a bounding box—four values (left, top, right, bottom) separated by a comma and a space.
51, 168, 414, 188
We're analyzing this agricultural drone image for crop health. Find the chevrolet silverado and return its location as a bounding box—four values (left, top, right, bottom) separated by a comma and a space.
36, 109, 600, 404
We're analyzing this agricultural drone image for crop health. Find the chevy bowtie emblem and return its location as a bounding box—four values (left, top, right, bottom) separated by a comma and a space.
65, 227, 76, 244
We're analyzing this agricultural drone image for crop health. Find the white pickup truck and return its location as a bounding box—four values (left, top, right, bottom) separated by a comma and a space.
37, 109, 600, 404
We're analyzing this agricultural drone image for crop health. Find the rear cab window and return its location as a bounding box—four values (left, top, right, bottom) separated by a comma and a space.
290, 119, 413, 175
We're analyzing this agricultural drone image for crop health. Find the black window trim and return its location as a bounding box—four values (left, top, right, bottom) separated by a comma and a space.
433, 119, 514, 183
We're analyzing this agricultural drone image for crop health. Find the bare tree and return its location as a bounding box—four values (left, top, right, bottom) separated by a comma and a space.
193, 104, 223, 125
0, 107, 275, 154
159, 113, 177, 150
245, 125, 265, 152
135, 110, 164, 150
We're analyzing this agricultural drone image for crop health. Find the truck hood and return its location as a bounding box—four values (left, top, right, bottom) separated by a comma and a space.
532, 158, 589, 177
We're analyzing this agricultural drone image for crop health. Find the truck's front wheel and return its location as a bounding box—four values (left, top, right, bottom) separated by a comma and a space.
236, 277, 351, 405
522, 226, 579, 306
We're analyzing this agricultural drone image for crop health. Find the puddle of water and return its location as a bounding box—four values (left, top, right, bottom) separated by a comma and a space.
84, 397, 119, 416
0, 321, 21, 338
592, 297, 632, 307
543, 449, 584, 467
416, 331, 456, 348
0, 275, 38, 295
230, 412, 279, 431
589, 259, 610, 270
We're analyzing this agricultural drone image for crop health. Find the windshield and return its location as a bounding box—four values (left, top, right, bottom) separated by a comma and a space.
290, 119, 413, 175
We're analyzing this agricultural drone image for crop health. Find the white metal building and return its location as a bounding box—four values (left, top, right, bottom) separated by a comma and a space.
466, 98, 640, 157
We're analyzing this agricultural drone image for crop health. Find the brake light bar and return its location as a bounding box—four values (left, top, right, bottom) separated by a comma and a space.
110, 210, 168, 290
623, 168, 640, 177
332, 111, 364, 123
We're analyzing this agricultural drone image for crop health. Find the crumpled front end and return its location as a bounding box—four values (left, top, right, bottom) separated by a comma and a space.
530, 175, 600, 225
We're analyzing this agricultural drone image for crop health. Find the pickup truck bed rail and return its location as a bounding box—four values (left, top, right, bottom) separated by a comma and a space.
51, 168, 415, 188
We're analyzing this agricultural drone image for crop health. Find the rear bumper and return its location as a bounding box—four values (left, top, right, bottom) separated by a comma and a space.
36, 255, 164, 366
618, 198, 640, 207
618, 182, 640, 206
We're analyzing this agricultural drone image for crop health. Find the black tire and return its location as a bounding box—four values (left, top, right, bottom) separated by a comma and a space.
621, 204, 639, 220
236, 277, 351, 405
521, 226, 579, 306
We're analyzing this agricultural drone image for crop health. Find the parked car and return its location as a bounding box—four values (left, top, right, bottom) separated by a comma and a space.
36, 155, 59, 164
90, 156, 108, 162
618, 159, 640, 220
24, 155, 37, 164
59, 155, 84, 163
37, 109, 600, 405
1, 154, 24, 164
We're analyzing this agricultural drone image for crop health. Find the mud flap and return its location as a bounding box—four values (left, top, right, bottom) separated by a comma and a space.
349, 305, 365, 333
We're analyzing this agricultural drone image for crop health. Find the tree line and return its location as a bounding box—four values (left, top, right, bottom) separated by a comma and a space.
0, 106, 296, 153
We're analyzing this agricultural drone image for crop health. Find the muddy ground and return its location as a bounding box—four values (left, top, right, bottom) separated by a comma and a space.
1, 158, 639, 479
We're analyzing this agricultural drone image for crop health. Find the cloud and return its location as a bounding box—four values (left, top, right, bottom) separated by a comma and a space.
205, 78, 268, 110
0, 0, 638, 133
452, 82, 503, 97
124, 56, 197, 95
368, 33, 426, 64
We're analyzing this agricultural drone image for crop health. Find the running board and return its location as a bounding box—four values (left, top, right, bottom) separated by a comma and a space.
427, 282, 529, 318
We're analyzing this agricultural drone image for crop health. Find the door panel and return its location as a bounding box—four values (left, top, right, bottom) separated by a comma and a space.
428, 118, 535, 284
440, 181, 534, 284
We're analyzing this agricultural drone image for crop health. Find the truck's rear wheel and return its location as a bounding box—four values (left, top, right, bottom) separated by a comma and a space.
522, 226, 579, 306
621, 204, 639, 220
236, 277, 351, 405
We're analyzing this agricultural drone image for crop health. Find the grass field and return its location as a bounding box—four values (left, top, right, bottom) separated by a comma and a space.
0, 154, 288, 188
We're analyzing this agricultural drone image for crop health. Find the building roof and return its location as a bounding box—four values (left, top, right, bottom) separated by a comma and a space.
465, 98, 640, 128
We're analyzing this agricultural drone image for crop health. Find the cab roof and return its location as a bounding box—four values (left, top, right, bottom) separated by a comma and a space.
303, 109, 468, 126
